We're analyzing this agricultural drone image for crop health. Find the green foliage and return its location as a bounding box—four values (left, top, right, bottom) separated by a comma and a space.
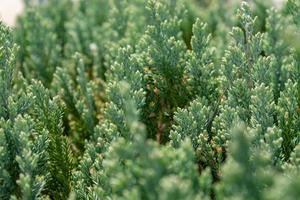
15, 9, 61, 87
187, 19, 218, 102
0, 0, 300, 199
30, 81, 73, 199
11, 115, 49, 200
277, 79, 300, 160
53, 53, 98, 152
216, 124, 274, 200
287, 0, 300, 25
137, 0, 189, 142
0, 23, 48, 200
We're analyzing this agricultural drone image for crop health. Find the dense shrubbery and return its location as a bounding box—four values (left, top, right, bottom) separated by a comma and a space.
0, 0, 300, 199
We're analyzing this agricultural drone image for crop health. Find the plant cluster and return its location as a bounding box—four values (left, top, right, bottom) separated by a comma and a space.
0, 0, 300, 199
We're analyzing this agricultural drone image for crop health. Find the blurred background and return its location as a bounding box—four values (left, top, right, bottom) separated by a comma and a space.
0, 0, 24, 26
0, 0, 285, 27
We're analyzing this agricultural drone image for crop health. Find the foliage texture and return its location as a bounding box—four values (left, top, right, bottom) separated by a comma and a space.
0, 0, 300, 199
